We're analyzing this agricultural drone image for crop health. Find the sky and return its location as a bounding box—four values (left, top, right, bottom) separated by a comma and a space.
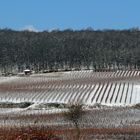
0, 0, 140, 31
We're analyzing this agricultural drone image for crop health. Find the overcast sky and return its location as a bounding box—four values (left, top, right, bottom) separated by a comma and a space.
0, 0, 140, 31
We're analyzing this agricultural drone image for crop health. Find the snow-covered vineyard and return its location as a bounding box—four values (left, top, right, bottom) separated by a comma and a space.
0, 70, 140, 106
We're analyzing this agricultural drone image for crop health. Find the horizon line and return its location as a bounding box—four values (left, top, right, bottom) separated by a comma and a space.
0, 26, 140, 33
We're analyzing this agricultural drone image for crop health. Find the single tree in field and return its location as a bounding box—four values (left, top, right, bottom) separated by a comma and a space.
64, 103, 85, 140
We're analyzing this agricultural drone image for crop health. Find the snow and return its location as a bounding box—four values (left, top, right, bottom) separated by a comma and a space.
133, 85, 140, 104
0, 76, 19, 84
0, 71, 140, 107
102, 84, 111, 104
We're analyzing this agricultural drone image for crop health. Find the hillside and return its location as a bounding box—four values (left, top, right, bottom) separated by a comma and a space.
0, 29, 140, 73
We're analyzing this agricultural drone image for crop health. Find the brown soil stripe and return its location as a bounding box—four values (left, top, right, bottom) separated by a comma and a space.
115, 71, 120, 77
125, 70, 129, 77
130, 83, 134, 104
84, 85, 96, 102
2, 127, 140, 137
129, 71, 133, 77
91, 83, 101, 102
121, 71, 125, 77
110, 83, 117, 103
70, 85, 83, 103
132, 71, 135, 77
120, 83, 125, 103
100, 83, 109, 103
80, 85, 92, 102
135, 70, 138, 76
115, 83, 121, 103
76, 85, 90, 102
68, 84, 80, 102
96, 84, 105, 102
105, 83, 113, 103
124, 83, 129, 103
63, 84, 75, 102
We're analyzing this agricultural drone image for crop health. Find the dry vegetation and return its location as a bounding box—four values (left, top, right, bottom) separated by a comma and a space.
0, 126, 140, 140
0, 107, 140, 140
0, 70, 140, 139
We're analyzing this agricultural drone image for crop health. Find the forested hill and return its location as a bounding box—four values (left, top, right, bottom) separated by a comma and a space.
0, 28, 140, 73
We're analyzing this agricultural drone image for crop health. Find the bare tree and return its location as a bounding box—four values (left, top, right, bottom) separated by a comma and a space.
64, 103, 85, 140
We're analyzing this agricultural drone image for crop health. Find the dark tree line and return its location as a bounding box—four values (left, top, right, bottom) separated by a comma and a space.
0, 28, 140, 73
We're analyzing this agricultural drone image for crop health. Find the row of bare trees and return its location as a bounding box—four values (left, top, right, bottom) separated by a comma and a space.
0, 28, 140, 74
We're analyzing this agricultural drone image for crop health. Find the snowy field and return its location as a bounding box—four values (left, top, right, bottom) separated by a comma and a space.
0, 107, 140, 129
0, 70, 140, 107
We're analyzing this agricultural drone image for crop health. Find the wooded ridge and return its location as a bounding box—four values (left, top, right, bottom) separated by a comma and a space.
0, 28, 140, 73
